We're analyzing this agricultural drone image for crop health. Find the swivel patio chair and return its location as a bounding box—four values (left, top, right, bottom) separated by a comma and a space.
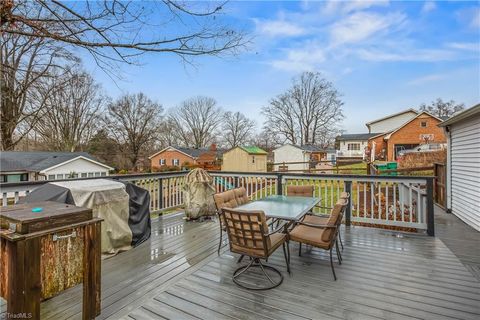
213, 187, 249, 255
286, 185, 314, 197
221, 207, 290, 290
304, 192, 350, 251
289, 202, 346, 280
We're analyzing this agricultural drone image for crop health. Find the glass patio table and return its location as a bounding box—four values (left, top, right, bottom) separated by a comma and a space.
236, 195, 320, 221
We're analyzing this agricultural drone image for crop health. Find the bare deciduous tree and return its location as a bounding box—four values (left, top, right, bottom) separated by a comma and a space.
33, 69, 105, 152
169, 96, 223, 148
1, 0, 247, 72
262, 72, 343, 146
0, 12, 74, 150
250, 128, 282, 151
222, 111, 256, 148
418, 98, 464, 118
106, 93, 163, 169
156, 118, 183, 148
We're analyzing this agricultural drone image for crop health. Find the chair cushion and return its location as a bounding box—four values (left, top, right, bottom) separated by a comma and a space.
289, 225, 330, 249
321, 204, 343, 242
287, 185, 314, 197
233, 187, 249, 205
213, 190, 239, 210
303, 215, 328, 224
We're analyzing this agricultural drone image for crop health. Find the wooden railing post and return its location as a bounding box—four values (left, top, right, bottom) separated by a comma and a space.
426, 177, 435, 236
158, 178, 163, 210
344, 180, 352, 226
276, 173, 283, 195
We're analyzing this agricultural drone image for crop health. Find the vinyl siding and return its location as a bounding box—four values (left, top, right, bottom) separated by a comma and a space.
450, 115, 480, 231
273, 145, 308, 171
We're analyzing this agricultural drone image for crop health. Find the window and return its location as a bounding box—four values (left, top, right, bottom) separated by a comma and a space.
160, 159, 166, 166
252, 156, 255, 164
94, 172, 101, 177
421, 121, 427, 127
172, 159, 179, 166
81, 173, 87, 178
88, 172, 94, 177
56, 174, 63, 180
101, 172, 107, 176
48, 175, 56, 180
347, 143, 361, 151
2, 173, 28, 182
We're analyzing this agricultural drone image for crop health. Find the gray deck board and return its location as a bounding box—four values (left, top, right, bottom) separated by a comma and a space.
2, 208, 480, 320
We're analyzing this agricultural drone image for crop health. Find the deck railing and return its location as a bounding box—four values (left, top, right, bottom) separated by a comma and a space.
0, 171, 435, 235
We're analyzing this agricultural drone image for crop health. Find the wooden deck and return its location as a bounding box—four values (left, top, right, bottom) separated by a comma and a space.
2, 208, 480, 320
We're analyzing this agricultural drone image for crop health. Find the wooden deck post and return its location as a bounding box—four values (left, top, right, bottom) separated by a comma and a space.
83, 221, 102, 319
344, 181, 352, 226
426, 177, 435, 236
276, 173, 283, 196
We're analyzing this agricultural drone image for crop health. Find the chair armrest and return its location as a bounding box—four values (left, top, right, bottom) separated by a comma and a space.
265, 221, 288, 236
315, 204, 333, 210
295, 221, 336, 229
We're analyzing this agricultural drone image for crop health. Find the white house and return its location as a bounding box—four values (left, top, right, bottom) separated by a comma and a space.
337, 109, 421, 160
366, 109, 419, 133
438, 104, 480, 231
336, 133, 380, 159
273, 144, 336, 171
0, 151, 113, 182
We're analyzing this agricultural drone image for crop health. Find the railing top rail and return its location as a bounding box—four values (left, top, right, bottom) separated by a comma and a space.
0, 171, 188, 189
277, 173, 433, 181
0, 169, 434, 190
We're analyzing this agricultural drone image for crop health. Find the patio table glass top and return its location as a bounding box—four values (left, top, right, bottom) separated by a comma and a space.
235, 195, 320, 221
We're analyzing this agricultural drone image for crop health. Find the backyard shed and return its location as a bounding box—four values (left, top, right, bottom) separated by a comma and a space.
439, 104, 480, 231
221, 146, 267, 172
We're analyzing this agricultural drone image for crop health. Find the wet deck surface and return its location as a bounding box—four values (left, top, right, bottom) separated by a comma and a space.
2, 208, 480, 320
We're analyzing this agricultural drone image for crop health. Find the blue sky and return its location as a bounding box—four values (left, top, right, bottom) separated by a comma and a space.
84, 0, 480, 133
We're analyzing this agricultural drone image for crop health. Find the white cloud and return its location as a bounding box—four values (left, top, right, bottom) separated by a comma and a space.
421, 1, 436, 14
357, 48, 456, 62
447, 42, 479, 52
455, 6, 480, 29
330, 12, 406, 45
341, 0, 390, 14
270, 43, 325, 72
255, 19, 306, 37
408, 74, 445, 86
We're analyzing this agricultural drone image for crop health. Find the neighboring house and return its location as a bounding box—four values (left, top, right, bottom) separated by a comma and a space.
272, 144, 336, 172
439, 104, 480, 231
368, 111, 446, 161
366, 109, 419, 133
221, 146, 268, 172
336, 133, 380, 160
0, 151, 113, 182
149, 145, 222, 170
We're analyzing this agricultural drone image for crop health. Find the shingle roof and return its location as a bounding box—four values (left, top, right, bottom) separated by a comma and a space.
239, 146, 268, 155
336, 133, 381, 141
0, 151, 97, 172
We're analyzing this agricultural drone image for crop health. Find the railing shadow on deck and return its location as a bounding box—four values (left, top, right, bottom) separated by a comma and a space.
0, 170, 435, 236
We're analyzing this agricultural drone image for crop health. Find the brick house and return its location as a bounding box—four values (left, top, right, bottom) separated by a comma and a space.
149, 145, 222, 171
368, 112, 446, 161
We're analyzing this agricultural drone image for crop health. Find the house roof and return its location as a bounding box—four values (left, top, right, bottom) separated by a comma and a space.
148, 146, 224, 160
336, 133, 381, 141
273, 144, 335, 153
0, 151, 112, 173
365, 109, 419, 127
438, 104, 480, 127
239, 146, 268, 155
384, 111, 444, 140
